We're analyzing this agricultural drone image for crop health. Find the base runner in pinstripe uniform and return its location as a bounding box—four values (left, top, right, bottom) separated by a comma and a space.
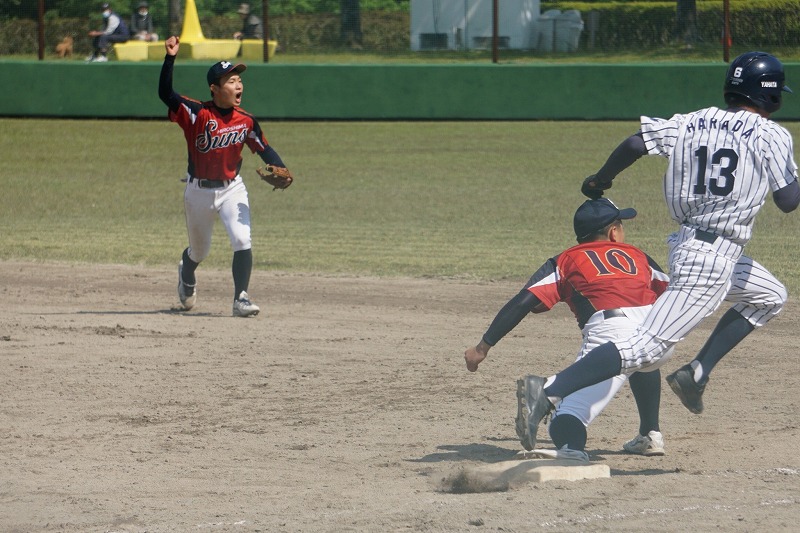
516, 51, 800, 449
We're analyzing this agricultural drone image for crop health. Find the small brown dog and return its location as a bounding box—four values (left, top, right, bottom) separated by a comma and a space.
55, 36, 74, 59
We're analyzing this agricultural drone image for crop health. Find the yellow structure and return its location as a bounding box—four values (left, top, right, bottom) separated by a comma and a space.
177, 0, 243, 60
240, 39, 278, 61
112, 1, 277, 62
113, 41, 166, 62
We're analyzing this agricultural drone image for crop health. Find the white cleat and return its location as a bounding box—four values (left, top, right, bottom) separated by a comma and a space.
623, 430, 666, 456
233, 291, 260, 317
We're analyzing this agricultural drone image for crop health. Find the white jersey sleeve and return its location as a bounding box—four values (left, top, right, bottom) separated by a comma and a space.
761, 121, 799, 191
639, 107, 798, 245
640, 114, 688, 159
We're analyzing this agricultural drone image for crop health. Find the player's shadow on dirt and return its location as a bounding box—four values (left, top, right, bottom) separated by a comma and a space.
410, 443, 521, 464
74, 309, 219, 316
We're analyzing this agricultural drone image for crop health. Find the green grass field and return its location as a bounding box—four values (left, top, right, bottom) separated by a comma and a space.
2, 119, 799, 291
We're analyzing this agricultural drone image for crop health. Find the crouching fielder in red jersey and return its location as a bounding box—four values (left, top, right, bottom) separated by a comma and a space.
465, 198, 673, 460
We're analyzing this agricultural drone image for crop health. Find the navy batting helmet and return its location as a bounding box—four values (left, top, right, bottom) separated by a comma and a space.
724, 51, 792, 114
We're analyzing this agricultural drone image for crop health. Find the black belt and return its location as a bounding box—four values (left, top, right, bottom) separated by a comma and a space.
694, 229, 718, 244
603, 309, 627, 320
190, 177, 234, 189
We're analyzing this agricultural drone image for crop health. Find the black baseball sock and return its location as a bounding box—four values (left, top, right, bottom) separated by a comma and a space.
629, 369, 661, 436
549, 414, 587, 451
181, 248, 198, 291
545, 342, 622, 400
232, 249, 253, 300
693, 308, 754, 383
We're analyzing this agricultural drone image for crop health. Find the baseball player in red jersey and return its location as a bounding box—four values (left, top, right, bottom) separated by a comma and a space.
158, 36, 292, 317
465, 198, 672, 460
517, 52, 800, 450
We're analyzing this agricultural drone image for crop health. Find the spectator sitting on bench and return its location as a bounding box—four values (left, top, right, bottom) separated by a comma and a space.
131, 1, 158, 42
87, 2, 130, 62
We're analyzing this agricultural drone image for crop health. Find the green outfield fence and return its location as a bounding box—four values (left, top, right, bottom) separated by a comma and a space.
6, 1, 800, 120
5, 60, 800, 120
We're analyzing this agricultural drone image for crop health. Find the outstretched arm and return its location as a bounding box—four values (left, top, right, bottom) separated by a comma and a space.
582, 132, 647, 198
465, 289, 543, 372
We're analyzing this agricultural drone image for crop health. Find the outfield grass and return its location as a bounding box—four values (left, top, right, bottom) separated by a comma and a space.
2, 119, 799, 291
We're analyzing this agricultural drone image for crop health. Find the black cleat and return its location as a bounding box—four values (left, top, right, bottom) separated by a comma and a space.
515, 375, 554, 451
666, 365, 706, 414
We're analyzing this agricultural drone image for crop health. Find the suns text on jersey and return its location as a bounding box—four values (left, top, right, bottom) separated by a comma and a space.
195, 120, 249, 153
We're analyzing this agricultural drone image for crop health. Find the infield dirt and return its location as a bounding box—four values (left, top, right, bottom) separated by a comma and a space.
1, 261, 798, 532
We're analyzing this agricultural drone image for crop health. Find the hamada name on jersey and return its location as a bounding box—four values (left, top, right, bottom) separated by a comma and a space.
526, 241, 668, 328
170, 97, 268, 180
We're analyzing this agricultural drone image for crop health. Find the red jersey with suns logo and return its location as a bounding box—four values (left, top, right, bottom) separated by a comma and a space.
525, 241, 669, 329
169, 97, 269, 181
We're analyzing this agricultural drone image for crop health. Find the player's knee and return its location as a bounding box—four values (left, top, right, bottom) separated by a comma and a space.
189, 248, 210, 263
761, 281, 788, 314
231, 238, 252, 252
772, 282, 788, 309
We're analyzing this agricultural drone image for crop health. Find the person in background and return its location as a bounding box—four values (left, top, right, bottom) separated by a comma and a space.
86, 2, 130, 62
131, 1, 158, 42
233, 3, 264, 40
340, 0, 363, 49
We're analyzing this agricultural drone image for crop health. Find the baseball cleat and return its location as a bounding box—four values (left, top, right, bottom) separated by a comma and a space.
623, 430, 666, 456
515, 375, 553, 451
177, 261, 196, 311
519, 446, 590, 463
233, 291, 260, 317
666, 365, 706, 414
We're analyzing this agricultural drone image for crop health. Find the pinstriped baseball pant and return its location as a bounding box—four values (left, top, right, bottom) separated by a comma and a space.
553, 305, 675, 426
615, 225, 787, 373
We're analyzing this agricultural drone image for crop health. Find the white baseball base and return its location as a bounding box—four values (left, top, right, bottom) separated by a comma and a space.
459, 456, 610, 488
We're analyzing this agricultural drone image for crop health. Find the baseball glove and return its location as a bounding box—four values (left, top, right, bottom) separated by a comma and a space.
581, 174, 612, 199
257, 165, 294, 190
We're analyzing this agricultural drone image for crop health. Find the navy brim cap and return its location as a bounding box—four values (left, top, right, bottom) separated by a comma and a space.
574, 198, 637, 240
206, 61, 247, 86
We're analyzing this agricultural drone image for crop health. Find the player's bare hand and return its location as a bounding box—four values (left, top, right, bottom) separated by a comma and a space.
165, 36, 180, 56
465, 341, 490, 372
